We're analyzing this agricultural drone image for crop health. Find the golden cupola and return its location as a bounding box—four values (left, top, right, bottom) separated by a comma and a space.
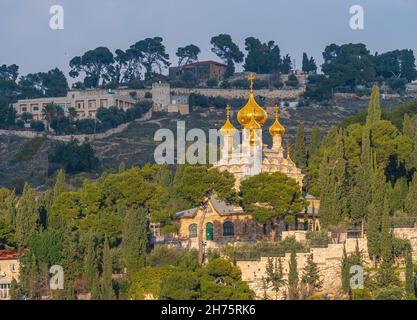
220, 105, 236, 136
237, 74, 268, 128
269, 104, 285, 137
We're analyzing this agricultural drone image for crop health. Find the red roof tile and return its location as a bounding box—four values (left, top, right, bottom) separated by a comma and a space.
0, 250, 19, 260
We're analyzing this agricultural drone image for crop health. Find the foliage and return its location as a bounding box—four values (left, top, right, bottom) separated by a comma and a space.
240, 172, 305, 224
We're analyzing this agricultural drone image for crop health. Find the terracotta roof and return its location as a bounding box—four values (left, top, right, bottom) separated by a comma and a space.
180, 60, 227, 68
0, 250, 19, 260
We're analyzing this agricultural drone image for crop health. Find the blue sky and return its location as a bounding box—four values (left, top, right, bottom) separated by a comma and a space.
1, 0, 416, 78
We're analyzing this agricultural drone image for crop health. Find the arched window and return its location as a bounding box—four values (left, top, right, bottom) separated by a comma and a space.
206, 223, 213, 241
223, 221, 235, 237
189, 224, 197, 238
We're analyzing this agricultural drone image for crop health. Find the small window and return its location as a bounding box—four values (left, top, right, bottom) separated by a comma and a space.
189, 224, 197, 238
223, 221, 234, 237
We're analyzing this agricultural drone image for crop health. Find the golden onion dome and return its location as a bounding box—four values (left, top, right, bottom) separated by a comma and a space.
269, 104, 286, 136
237, 74, 268, 128
246, 114, 261, 145
220, 105, 236, 136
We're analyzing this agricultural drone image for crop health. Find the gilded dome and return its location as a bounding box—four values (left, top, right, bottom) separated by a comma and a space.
245, 114, 261, 145
220, 105, 236, 136
237, 74, 268, 128
269, 104, 285, 136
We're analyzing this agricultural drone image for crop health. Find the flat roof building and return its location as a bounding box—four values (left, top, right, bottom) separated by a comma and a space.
12, 90, 136, 121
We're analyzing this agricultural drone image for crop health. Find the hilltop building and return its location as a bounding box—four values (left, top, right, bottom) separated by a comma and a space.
174, 74, 319, 249
169, 60, 227, 83
151, 82, 189, 115
12, 90, 136, 121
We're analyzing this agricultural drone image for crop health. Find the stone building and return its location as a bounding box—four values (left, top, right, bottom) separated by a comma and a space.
169, 60, 227, 83
151, 82, 189, 115
0, 251, 20, 300
175, 74, 318, 248
12, 90, 136, 121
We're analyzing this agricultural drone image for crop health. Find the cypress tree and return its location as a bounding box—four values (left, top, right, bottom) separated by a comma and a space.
122, 207, 148, 276
405, 251, 415, 299
378, 199, 399, 287
101, 236, 115, 300
53, 169, 68, 199
405, 172, 417, 216
15, 183, 39, 248
301, 254, 322, 295
309, 124, 321, 161
366, 85, 382, 127
84, 232, 97, 292
287, 245, 299, 300
118, 161, 126, 173
403, 114, 415, 138
292, 122, 307, 169
60, 227, 79, 300
302, 53, 309, 73
318, 130, 348, 227
367, 164, 386, 263
341, 246, 350, 295
9, 278, 21, 300
266, 257, 285, 300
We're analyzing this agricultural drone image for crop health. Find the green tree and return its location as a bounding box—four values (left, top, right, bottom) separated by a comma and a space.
378, 199, 399, 288
301, 254, 322, 296
240, 172, 305, 224
266, 257, 286, 299
53, 169, 68, 200
121, 207, 148, 276
129, 37, 170, 81
211, 34, 244, 78
15, 183, 39, 247
69, 47, 114, 88
405, 251, 415, 299
366, 85, 382, 127
318, 131, 348, 227
101, 236, 115, 300
405, 173, 417, 216
84, 232, 98, 292
176, 44, 201, 66
367, 165, 387, 263
287, 245, 299, 300
292, 122, 307, 169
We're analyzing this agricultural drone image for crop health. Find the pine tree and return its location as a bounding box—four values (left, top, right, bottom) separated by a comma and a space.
301, 254, 322, 296
122, 207, 148, 276
405, 251, 415, 299
53, 169, 68, 199
91, 273, 102, 300
15, 183, 39, 248
101, 236, 115, 300
287, 245, 299, 300
405, 172, 417, 216
366, 85, 382, 127
292, 122, 307, 169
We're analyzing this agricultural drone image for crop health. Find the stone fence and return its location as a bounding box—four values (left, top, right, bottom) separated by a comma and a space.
237, 237, 369, 299
116, 87, 305, 100
0, 108, 153, 143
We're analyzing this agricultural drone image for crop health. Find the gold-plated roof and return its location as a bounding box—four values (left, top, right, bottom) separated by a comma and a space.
246, 114, 261, 146
269, 104, 285, 136
220, 105, 236, 136
237, 73, 268, 128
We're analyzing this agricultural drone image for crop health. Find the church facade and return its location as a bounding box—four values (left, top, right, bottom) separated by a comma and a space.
175, 74, 320, 248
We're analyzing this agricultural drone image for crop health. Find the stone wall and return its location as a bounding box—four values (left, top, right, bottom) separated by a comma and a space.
0, 109, 153, 143
117, 87, 304, 100
236, 237, 369, 300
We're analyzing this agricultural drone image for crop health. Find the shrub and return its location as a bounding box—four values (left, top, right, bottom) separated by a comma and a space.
30, 120, 45, 132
